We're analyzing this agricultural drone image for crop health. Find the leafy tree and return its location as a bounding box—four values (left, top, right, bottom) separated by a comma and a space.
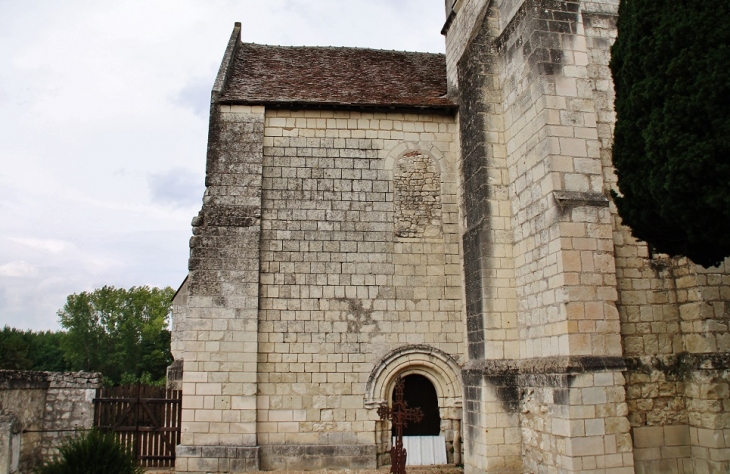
0, 326, 33, 370
57, 286, 174, 385
29, 330, 69, 371
0, 327, 69, 371
610, 0, 730, 267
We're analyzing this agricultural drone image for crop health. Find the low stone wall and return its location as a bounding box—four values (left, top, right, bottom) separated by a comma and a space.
0, 370, 101, 473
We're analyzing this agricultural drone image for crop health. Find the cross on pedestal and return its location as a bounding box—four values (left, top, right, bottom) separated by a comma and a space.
377, 376, 424, 474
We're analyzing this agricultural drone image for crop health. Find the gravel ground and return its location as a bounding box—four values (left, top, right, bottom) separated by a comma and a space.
259, 468, 462, 474
147, 467, 462, 474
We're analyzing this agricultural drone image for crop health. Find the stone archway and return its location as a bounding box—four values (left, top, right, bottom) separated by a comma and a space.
365, 345, 463, 466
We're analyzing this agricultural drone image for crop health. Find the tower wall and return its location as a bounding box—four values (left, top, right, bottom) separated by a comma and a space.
446, 0, 730, 473
447, 0, 634, 472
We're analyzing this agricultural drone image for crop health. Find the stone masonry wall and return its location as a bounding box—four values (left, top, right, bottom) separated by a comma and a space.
0, 377, 45, 473
520, 369, 632, 472
680, 261, 730, 473
444, 0, 491, 95
454, 2, 522, 471
173, 104, 265, 473
444, 0, 556, 96
498, 2, 632, 471
173, 1, 730, 472
582, 0, 730, 466
40, 372, 99, 461
620, 258, 730, 473
449, 0, 634, 472
499, 0, 621, 361
0, 371, 100, 474
455, 0, 519, 365
580, 1, 699, 471
592, 0, 696, 466
394, 150, 443, 238
255, 108, 464, 469
452, 2, 534, 470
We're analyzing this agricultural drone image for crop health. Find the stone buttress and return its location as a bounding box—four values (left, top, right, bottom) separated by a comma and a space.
172, 25, 262, 472
444, 0, 730, 472
445, 0, 633, 472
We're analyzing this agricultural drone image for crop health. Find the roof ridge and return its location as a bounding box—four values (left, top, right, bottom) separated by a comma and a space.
240, 42, 445, 56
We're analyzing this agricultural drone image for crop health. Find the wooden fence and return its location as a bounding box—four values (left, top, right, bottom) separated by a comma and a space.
93, 385, 182, 468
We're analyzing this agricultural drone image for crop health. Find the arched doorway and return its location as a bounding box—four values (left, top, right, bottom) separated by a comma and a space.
392, 374, 441, 437
365, 345, 463, 467
388, 374, 447, 466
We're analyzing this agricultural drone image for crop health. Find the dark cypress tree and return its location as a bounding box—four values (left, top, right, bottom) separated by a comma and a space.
610, 0, 730, 267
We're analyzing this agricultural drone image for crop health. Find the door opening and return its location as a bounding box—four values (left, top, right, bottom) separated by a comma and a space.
390, 374, 446, 465
391, 374, 440, 437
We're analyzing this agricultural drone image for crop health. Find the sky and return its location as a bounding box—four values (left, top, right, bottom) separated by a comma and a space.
0, 0, 448, 331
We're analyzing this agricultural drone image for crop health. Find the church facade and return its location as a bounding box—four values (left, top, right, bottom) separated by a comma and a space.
171, 1, 730, 472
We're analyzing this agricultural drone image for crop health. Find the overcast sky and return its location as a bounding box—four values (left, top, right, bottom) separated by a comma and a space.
0, 1, 447, 331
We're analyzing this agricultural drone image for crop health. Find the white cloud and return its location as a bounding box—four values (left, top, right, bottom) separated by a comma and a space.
0, 261, 38, 277
8, 237, 70, 254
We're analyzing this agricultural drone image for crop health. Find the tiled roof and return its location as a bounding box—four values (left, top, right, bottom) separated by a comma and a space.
219, 43, 453, 109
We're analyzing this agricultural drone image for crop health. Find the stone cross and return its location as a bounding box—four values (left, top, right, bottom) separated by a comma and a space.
377, 376, 424, 474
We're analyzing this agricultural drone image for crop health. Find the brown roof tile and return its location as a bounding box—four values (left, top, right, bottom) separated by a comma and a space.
220, 43, 453, 110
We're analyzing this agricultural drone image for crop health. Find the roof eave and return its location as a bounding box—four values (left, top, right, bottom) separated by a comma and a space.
216, 99, 458, 115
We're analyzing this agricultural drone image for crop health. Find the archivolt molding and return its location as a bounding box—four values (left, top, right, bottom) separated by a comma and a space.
364, 345, 463, 410
383, 142, 448, 175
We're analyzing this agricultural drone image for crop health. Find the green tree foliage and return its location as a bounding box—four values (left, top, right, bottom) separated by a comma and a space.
37, 429, 143, 474
610, 0, 730, 267
0, 326, 32, 370
0, 327, 69, 371
57, 286, 174, 385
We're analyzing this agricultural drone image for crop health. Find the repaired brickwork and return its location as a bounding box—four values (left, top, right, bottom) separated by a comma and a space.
394, 151, 443, 239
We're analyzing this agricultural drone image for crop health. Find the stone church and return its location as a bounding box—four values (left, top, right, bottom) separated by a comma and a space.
170, 0, 730, 472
